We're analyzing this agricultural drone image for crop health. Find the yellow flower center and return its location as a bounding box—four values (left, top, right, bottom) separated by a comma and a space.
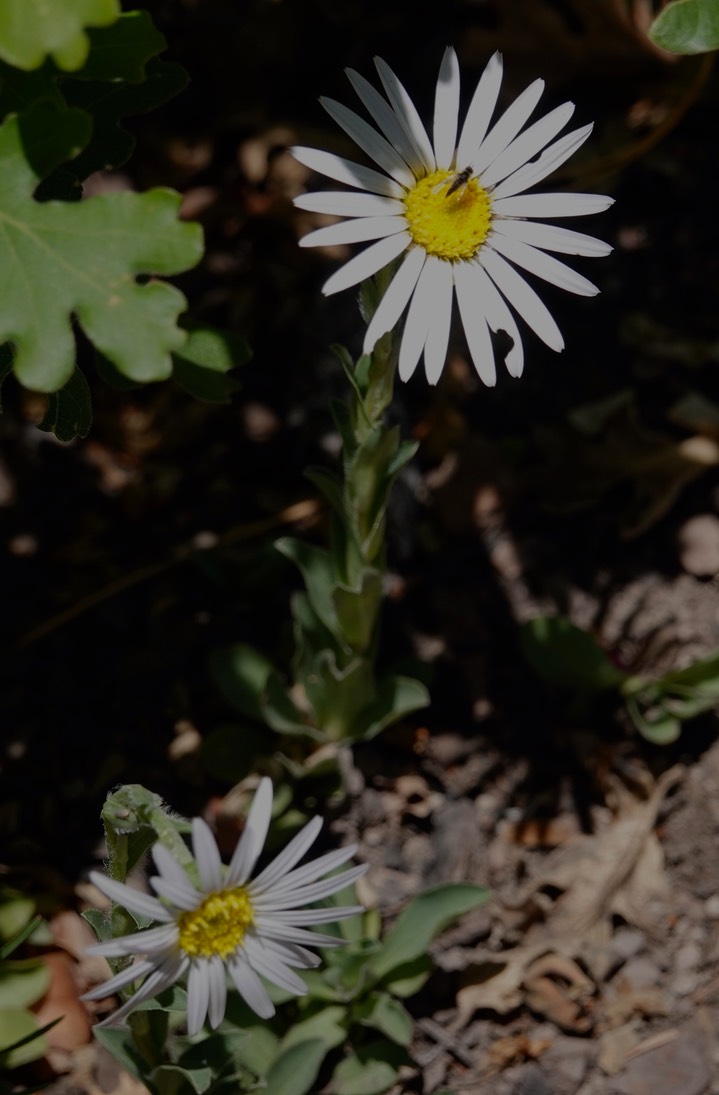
403, 169, 492, 261
177, 888, 254, 959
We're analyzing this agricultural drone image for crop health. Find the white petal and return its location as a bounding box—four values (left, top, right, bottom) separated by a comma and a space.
256, 905, 364, 925
453, 262, 497, 386
251, 815, 322, 891
260, 844, 358, 896
82, 958, 156, 1001
346, 67, 425, 176
259, 939, 321, 969
480, 247, 564, 352
299, 215, 407, 249
470, 261, 524, 377
492, 218, 612, 256
243, 937, 308, 995
87, 925, 178, 957
253, 920, 347, 947
151, 877, 201, 911
320, 97, 415, 186
227, 954, 275, 1018
480, 100, 574, 189
397, 254, 444, 381
456, 51, 503, 167
92, 956, 186, 1027
491, 123, 593, 200
433, 47, 460, 168
492, 192, 615, 219
489, 233, 599, 296
363, 246, 426, 354
191, 819, 223, 892
374, 56, 436, 171
187, 961, 210, 1036
89, 871, 172, 923
151, 845, 197, 904
423, 259, 453, 384
290, 145, 403, 197
322, 231, 410, 296
472, 78, 545, 176
253, 863, 368, 909
207, 955, 228, 1029
294, 191, 404, 218
226, 777, 273, 887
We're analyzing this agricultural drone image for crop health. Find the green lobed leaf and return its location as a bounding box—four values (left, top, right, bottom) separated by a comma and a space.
303, 650, 373, 741
0, 101, 203, 393
71, 11, 165, 81
368, 883, 489, 983
649, 0, 719, 53
0, 959, 50, 1010
208, 643, 275, 720
262, 1040, 327, 1095
355, 992, 413, 1047
37, 367, 92, 440
275, 538, 342, 641
520, 616, 627, 693
280, 1004, 348, 1053
0, 0, 119, 72
172, 324, 248, 404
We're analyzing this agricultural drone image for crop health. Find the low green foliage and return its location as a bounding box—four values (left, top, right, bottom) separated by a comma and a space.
522, 615, 719, 744
0, 890, 57, 1070
649, 0, 719, 54
0, 0, 119, 72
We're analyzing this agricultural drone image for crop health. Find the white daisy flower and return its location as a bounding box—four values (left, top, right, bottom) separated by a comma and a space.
292, 47, 613, 386
82, 778, 366, 1035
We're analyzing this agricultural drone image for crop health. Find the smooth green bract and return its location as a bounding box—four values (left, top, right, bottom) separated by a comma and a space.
0, 0, 120, 72
0, 101, 203, 392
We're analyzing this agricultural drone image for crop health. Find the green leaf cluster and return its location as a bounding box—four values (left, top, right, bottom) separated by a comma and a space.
649, 0, 719, 54
0, 6, 247, 437
521, 615, 719, 744
0, 890, 56, 1071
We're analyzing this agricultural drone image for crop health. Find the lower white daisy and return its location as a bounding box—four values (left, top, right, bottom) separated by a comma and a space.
292, 47, 613, 385
82, 778, 366, 1035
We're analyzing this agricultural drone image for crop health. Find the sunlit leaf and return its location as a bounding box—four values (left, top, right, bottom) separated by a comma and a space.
0, 0, 119, 71
649, 0, 719, 53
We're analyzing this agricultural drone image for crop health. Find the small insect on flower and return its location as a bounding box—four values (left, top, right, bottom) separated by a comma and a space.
292, 47, 614, 386
82, 778, 367, 1036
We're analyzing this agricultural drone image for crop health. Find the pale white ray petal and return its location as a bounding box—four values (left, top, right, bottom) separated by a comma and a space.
453, 261, 496, 386
492, 218, 612, 256
150, 877, 201, 911
243, 937, 308, 995
187, 961, 210, 1036
253, 920, 348, 947
375, 57, 436, 171
321, 231, 410, 296
492, 192, 615, 219
87, 925, 178, 957
471, 261, 524, 377
259, 938, 321, 969
491, 123, 593, 200
456, 51, 503, 167
192, 819, 223, 892
258, 844, 359, 896
490, 233, 599, 296
151, 845, 196, 902
82, 958, 156, 1001
363, 246, 426, 354
258, 905, 364, 925
290, 145, 403, 197
423, 259, 454, 384
252, 863, 368, 909
89, 871, 172, 923
294, 191, 404, 218
299, 215, 406, 249
93, 956, 187, 1027
320, 97, 415, 186
480, 248, 564, 352
480, 100, 574, 189
433, 47, 460, 168
207, 955, 228, 1029
226, 777, 273, 887
398, 254, 443, 381
250, 815, 322, 891
472, 78, 545, 176
346, 68, 425, 176
228, 953, 275, 1018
